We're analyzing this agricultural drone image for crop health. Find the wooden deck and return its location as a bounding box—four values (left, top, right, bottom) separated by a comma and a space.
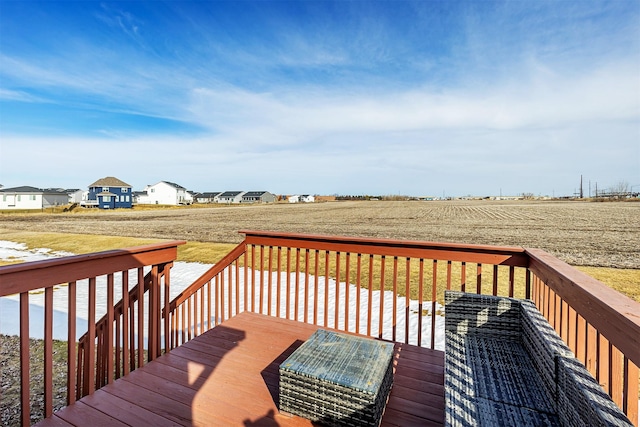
36, 312, 445, 426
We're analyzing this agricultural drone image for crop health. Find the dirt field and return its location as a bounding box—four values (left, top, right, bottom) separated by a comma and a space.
1, 200, 638, 269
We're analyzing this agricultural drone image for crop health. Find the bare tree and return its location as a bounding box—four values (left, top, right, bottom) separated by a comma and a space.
609, 181, 630, 197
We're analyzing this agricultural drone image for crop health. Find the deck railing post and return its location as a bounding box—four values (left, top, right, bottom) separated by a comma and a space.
19, 293, 30, 427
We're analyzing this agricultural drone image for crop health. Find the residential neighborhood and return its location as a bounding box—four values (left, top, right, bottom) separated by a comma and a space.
0, 177, 288, 210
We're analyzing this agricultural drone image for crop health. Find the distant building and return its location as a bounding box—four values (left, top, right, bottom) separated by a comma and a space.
131, 191, 147, 204
300, 194, 315, 203
217, 191, 245, 204
242, 191, 276, 204
194, 192, 221, 203
287, 194, 316, 203
138, 181, 193, 205
66, 189, 85, 204
288, 194, 315, 203
86, 177, 133, 209
0, 186, 69, 210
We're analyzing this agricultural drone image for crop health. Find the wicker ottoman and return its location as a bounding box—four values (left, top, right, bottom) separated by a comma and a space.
279, 329, 395, 426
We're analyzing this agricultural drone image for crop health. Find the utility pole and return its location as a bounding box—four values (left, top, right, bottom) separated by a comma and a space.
580, 175, 584, 199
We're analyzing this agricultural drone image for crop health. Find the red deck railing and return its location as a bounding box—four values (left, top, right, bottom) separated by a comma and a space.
168, 231, 639, 425
1, 231, 638, 426
0, 241, 184, 426
168, 231, 530, 349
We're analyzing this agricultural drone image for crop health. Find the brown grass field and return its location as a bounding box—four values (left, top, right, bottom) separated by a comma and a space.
1, 199, 638, 266
1, 199, 639, 300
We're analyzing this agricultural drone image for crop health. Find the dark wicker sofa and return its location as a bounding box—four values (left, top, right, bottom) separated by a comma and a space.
444, 290, 633, 427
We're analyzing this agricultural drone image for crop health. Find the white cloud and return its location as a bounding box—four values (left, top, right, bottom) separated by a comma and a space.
0, 88, 47, 103
182, 59, 639, 150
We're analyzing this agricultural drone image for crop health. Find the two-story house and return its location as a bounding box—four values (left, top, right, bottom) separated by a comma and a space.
138, 181, 193, 205
87, 177, 133, 209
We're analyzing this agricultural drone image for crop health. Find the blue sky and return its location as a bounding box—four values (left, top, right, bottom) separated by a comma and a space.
1, 1, 638, 197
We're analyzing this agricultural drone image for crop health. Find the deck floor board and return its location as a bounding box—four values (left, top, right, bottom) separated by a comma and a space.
36, 312, 445, 426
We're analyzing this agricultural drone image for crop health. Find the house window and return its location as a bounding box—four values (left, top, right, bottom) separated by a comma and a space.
103, 187, 109, 192
103, 196, 111, 201
150, 188, 155, 193
122, 188, 128, 192
17, 195, 21, 201
30, 195, 36, 200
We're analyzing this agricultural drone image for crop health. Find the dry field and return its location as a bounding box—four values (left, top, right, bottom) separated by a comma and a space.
1, 200, 638, 268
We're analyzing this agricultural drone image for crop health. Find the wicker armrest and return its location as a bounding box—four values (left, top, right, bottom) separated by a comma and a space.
556, 355, 634, 427
444, 291, 633, 427
519, 299, 573, 409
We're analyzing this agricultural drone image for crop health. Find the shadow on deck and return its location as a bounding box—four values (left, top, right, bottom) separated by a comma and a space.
35, 312, 445, 426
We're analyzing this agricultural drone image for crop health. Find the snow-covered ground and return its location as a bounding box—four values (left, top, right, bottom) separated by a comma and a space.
0, 240, 445, 350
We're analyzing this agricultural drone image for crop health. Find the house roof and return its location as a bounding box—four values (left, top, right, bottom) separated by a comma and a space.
89, 177, 132, 188
160, 181, 186, 190
243, 191, 270, 198
0, 186, 42, 193
0, 186, 67, 195
219, 191, 244, 197
197, 192, 221, 198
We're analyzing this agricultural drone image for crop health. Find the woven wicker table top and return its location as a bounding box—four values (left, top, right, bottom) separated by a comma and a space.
280, 329, 395, 395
